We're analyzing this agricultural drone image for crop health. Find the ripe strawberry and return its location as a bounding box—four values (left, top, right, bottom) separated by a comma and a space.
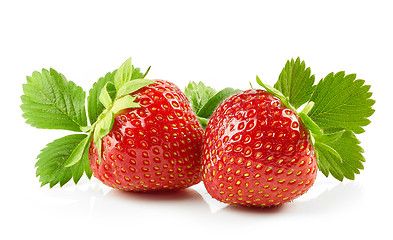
202, 89, 317, 207
22, 57, 373, 207
89, 80, 204, 191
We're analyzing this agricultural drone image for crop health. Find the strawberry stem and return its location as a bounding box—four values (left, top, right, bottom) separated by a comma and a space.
142, 66, 151, 79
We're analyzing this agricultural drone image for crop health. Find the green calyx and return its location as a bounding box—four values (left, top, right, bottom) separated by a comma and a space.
66, 58, 154, 166
21, 57, 152, 187
21, 56, 375, 188
256, 75, 324, 139
186, 57, 374, 182
255, 57, 375, 181
256, 75, 297, 113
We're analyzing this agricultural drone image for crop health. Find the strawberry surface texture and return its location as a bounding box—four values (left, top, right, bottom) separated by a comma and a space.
89, 80, 204, 191
202, 89, 317, 207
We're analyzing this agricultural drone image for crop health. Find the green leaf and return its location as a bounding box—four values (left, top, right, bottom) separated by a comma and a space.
131, 65, 150, 80
116, 79, 155, 98
21, 68, 87, 131
274, 58, 315, 109
316, 141, 343, 163
35, 134, 92, 188
314, 130, 365, 181
87, 70, 117, 125
197, 87, 242, 119
72, 146, 92, 184
315, 142, 344, 181
111, 95, 140, 115
308, 72, 375, 134
184, 81, 240, 128
184, 81, 217, 114
64, 132, 92, 167
114, 57, 133, 91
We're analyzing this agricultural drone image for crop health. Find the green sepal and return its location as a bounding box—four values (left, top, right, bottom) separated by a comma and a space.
93, 111, 114, 163
93, 111, 114, 145
256, 75, 295, 112
80, 125, 93, 133
99, 82, 116, 109
314, 130, 345, 144
114, 57, 134, 91
116, 79, 155, 98
94, 138, 103, 165
256, 75, 285, 99
111, 95, 140, 115
86, 65, 148, 125
298, 112, 323, 136
86, 58, 154, 164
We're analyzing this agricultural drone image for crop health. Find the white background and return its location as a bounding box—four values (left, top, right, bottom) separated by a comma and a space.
1, 0, 392, 239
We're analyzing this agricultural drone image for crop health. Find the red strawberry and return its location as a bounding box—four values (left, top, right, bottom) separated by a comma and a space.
202, 89, 317, 207
89, 80, 204, 191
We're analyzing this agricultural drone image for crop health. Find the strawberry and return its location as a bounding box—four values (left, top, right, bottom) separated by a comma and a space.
192, 58, 373, 208
89, 80, 204, 191
21, 58, 206, 190
201, 89, 317, 207
22, 57, 373, 210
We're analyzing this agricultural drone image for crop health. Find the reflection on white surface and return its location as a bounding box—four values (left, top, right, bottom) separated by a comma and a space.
196, 178, 364, 219
287, 180, 364, 214
2, 175, 371, 240
31, 176, 365, 219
